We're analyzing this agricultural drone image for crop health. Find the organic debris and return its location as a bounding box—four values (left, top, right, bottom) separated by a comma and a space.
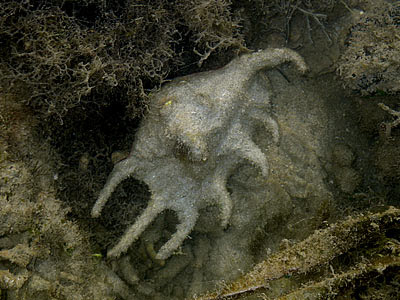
194, 206, 400, 299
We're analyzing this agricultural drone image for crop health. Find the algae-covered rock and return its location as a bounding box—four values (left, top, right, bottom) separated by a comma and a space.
0, 97, 134, 299
195, 206, 400, 300
337, 0, 400, 95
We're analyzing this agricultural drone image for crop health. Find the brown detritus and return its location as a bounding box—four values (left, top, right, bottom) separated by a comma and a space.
275, 254, 400, 300
193, 207, 400, 300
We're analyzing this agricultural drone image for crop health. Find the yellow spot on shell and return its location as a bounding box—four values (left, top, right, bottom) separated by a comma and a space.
164, 100, 173, 106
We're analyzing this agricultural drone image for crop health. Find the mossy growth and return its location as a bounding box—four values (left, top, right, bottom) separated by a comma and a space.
0, 96, 89, 298
0, 0, 244, 121
337, 0, 400, 95
0, 96, 137, 299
